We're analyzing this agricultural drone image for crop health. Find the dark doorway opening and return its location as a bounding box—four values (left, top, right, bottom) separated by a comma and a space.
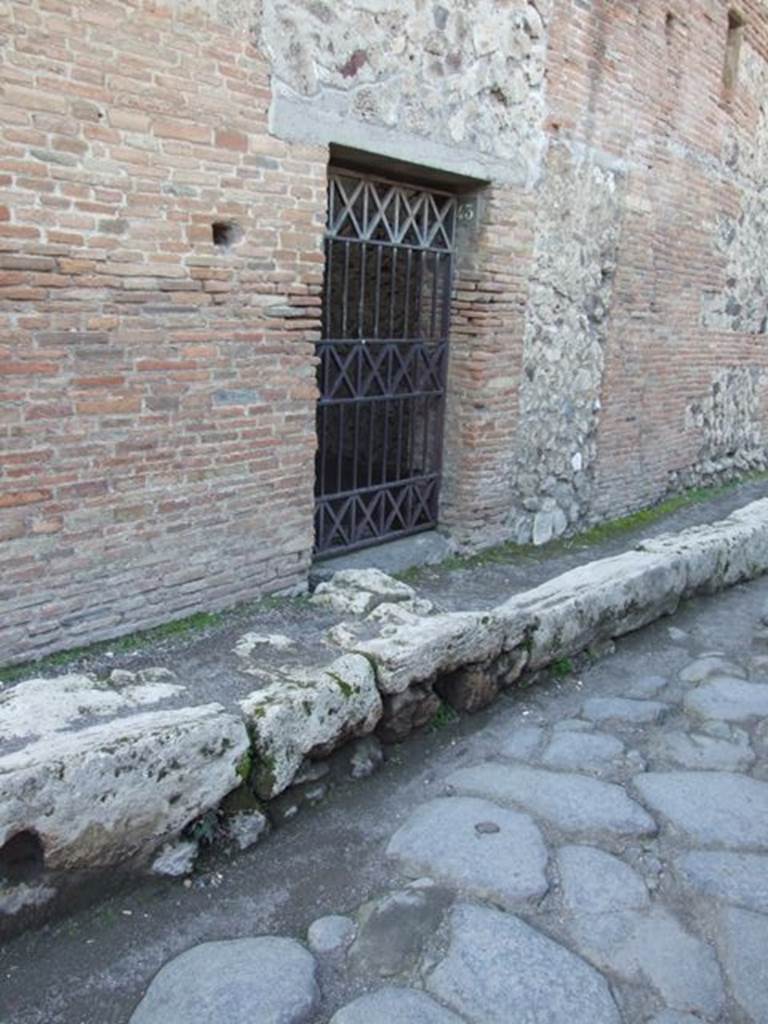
314, 169, 457, 556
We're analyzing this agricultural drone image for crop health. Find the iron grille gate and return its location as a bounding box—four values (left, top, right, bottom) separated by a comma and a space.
314, 170, 457, 556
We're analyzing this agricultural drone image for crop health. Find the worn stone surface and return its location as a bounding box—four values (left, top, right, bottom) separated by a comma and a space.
240, 654, 382, 798
640, 501, 768, 597
386, 797, 548, 909
497, 549, 687, 671
150, 841, 198, 878
684, 677, 768, 720
311, 570, 416, 616
581, 697, 670, 725
568, 906, 725, 1017
448, 764, 656, 837
378, 684, 441, 744
9, 553, 768, 1021
633, 772, 768, 848
0, 704, 248, 872
717, 906, 768, 1023
650, 728, 755, 771
349, 736, 384, 779
676, 851, 768, 914
426, 903, 621, 1024
621, 674, 668, 698
497, 725, 545, 760
557, 845, 649, 914
367, 599, 434, 627
646, 1013, 702, 1024
226, 810, 269, 852
330, 987, 465, 1024
307, 915, 356, 956
129, 937, 319, 1024
0, 672, 183, 746
349, 886, 452, 978
234, 633, 295, 659
352, 611, 508, 695
678, 655, 747, 683
541, 732, 625, 772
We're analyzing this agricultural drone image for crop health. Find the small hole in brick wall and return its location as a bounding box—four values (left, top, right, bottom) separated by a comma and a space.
723, 9, 745, 96
0, 830, 45, 884
212, 221, 243, 249
665, 12, 676, 38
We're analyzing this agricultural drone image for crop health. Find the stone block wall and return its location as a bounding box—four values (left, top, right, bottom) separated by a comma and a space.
1, 0, 768, 663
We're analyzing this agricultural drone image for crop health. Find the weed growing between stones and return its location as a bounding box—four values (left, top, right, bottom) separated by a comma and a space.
552, 658, 574, 678
235, 752, 253, 784
429, 701, 460, 731
184, 810, 220, 847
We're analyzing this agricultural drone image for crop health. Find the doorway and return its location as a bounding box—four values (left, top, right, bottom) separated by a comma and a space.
314, 169, 457, 556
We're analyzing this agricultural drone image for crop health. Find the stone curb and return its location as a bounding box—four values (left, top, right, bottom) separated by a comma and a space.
239, 496, 768, 794
3, 497, 768, 936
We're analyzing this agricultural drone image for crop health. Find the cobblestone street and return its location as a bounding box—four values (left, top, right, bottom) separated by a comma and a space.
3, 565, 768, 1024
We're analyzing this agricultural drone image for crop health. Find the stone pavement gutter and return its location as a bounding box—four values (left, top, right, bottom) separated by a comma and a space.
3, 495, 768, 937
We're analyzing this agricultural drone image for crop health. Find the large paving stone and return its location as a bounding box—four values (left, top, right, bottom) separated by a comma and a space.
541, 732, 624, 773
497, 725, 545, 761
649, 728, 755, 771
330, 987, 465, 1023
557, 845, 649, 914
386, 797, 548, 908
581, 697, 670, 725
633, 772, 768, 847
620, 674, 668, 698
676, 851, 768, 913
567, 907, 724, 1018
129, 937, 319, 1024
348, 886, 452, 977
647, 1013, 703, 1024
684, 678, 768, 721
307, 915, 356, 955
679, 656, 746, 683
426, 903, 621, 1024
447, 764, 656, 837
717, 906, 768, 1023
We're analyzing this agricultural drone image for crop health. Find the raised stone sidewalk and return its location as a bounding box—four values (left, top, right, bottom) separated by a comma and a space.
2, 532, 768, 1022
4, 495, 768, 938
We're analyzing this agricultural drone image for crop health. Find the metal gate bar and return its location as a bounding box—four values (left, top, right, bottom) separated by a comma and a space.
314, 170, 457, 556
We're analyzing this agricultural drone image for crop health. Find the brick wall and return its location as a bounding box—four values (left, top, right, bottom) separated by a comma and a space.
2, 0, 767, 664
0, 1, 326, 662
